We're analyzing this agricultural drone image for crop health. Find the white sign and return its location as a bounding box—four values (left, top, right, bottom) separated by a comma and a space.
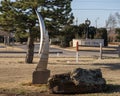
73, 39, 104, 47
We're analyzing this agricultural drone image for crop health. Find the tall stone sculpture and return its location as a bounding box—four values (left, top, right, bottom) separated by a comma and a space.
32, 10, 50, 84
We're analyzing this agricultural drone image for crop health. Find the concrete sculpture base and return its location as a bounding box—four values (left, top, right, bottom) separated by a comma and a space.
32, 69, 50, 84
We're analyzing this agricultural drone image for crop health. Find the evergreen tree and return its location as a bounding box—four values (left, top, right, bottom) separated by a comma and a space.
0, 0, 74, 63
88, 26, 96, 39
0, 0, 14, 31
60, 25, 76, 47
78, 23, 86, 39
45, 0, 74, 38
96, 28, 108, 46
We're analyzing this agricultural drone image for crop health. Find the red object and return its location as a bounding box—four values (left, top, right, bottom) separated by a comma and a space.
76, 41, 79, 51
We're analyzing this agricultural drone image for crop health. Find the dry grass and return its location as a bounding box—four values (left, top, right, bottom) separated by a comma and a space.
0, 43, 24, 51
0, 43, 120, 95
0, 56, 120, 96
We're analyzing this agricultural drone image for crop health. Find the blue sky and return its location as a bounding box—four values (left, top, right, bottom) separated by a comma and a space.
71, 0, 120, 27
1, 0, 120, 28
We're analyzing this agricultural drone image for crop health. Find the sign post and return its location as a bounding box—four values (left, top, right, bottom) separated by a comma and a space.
99, 43, 102, 59
76, 41, 79, 63
118, 45, 120, 58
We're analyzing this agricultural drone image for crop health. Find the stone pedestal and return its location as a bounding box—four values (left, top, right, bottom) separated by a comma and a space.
32, 69, 50, 84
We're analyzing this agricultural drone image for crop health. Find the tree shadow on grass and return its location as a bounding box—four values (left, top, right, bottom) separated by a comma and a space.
93, 63, 120, 70
56, 84, 120, 96
105, 84, 120, 93
49, 63, 92, 66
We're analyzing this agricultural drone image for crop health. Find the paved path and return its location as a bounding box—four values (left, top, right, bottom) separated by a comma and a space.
0, 44, 119, 58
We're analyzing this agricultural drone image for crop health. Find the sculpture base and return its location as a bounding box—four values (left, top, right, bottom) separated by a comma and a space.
32, 69, 50, 84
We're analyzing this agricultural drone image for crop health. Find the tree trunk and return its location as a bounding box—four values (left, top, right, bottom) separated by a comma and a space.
25, 35, 34, 63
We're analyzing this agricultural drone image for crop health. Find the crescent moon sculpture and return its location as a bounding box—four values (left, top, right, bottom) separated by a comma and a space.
32, 10, 50, 84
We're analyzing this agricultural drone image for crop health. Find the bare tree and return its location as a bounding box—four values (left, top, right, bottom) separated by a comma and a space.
106, 14, 117, 42
115, 12, 120, 25
106, 14, 117, 30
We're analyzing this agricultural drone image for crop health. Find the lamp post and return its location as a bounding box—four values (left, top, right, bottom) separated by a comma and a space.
85, 18, 91, 39
95, 17, 99, 28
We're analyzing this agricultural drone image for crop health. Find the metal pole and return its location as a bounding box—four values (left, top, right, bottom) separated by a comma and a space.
57, 52, 60, 57
7, 36, 10, 45
118, 45, 120, 58
86, 26, 88, 39
76, 41, 79, 63
99, 43, 102, 59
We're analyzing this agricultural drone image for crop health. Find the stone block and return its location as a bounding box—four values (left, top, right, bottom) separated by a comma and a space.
32, 69, 50, 84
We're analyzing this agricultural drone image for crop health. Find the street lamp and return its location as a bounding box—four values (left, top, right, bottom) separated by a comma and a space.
85, 18, 91, 39
95, 17, 99, 28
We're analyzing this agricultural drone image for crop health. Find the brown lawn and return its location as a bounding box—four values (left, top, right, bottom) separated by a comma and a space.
0, 56, 120, 96
0, 43, 120, 95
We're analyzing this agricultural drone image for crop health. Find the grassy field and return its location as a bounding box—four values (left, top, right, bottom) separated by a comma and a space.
0, 43, 24, 52
0, 56, 120, 96
0, 43, 120, 95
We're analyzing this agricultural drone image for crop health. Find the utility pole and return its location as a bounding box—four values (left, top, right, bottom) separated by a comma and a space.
76, 41, 79, 63
95, 17, 99, 28
76, 18, 78, 26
